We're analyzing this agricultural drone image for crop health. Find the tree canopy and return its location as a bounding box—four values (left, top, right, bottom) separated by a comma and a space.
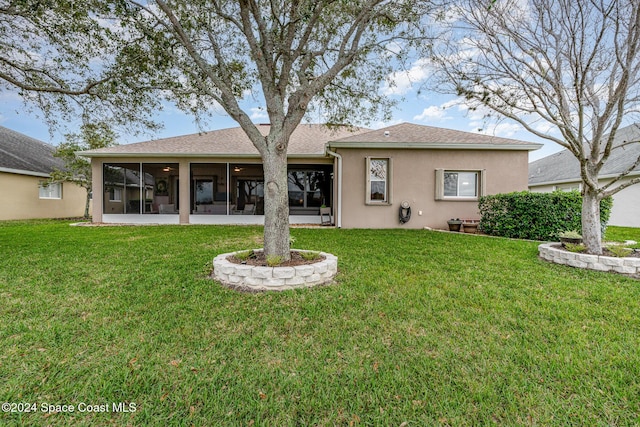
0, 0, 159, 132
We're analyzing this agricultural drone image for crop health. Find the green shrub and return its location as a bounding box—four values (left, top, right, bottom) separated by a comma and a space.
564, 242, 586, 253
558, 230, 582, 239
300, 250, 321, 261
266, 255, 283, 267
234, 250, 254, 261
478, 191, 612, 241
606, 245, 634, 258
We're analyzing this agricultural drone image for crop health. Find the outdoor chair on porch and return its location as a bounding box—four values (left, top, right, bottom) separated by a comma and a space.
320, 207, 332, 226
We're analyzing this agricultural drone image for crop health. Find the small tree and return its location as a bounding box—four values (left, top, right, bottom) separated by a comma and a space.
431, 0, 640, 254
50, 123, 117, 218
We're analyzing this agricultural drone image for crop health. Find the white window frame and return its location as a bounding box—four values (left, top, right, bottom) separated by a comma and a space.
435, 169, 485, 201
365, 157, 392, 205
39, 182, 62, 199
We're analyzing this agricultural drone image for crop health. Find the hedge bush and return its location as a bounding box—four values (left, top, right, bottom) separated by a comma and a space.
478, 191, 612, 241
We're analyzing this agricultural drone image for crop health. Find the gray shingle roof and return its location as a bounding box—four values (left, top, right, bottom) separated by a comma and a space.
528, 123, 640, 185
0, 126, 63, 175
82, 124, 370, 157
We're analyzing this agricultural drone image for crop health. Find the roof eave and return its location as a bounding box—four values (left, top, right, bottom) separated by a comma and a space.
529, 170, 640, 187
80, 152, 327, 159
327, 141, 543, 151
0, 166, 51, 178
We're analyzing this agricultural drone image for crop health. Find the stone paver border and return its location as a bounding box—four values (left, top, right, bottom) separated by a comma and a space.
539, 243, 640, 277
213, 249, 338, 291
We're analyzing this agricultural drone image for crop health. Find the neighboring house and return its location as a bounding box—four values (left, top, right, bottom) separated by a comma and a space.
529, 123, 640, 228
82, 123, 541, 228
0, 126, 87, 220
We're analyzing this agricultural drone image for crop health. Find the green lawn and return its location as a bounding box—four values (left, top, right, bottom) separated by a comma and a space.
1, 221, 639, 426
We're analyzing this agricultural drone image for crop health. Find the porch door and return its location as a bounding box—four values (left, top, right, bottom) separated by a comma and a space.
194, 178, 215, 210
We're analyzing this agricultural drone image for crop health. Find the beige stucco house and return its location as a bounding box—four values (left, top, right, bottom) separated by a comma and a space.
0, 126, 88, 221
82, 123, 541, 228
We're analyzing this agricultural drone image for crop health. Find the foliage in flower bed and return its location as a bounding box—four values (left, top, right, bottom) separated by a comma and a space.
478, 190, 612, 240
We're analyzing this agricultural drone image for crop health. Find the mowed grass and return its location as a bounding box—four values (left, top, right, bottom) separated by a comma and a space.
1, 221, 639, 426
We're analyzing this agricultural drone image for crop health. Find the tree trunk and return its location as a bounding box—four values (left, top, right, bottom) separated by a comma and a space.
84, 190, 91, 219
262, 147, 291, 261
582, 188, 602, 255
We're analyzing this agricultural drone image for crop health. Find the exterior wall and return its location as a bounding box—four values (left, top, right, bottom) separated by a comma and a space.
529, 176, 640, 228
529, 184, 556, 193
337, 148, 530, 229
0, 171, 88, 220
610, 182, 640, 227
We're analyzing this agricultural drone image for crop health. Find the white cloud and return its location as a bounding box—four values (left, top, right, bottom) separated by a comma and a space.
533, 121, 557, 135
249, 106, 268, 121
383, 58, 432, 96
475, 122, 523, 138
413, 105, 451, 122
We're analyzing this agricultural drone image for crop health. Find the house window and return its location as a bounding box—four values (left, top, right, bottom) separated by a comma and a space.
109, 187, 122, 202
366, 157, 391, 204
556, 183, 580, 192
39, 182, 62, 199
435, 169, 484, 200
445, 171, 478, 197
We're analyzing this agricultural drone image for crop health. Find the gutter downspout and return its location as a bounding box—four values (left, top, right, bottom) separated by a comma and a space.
325, 147, 342, 228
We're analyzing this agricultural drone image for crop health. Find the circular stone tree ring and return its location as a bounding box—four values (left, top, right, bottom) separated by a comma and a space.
213, 249, 338, 291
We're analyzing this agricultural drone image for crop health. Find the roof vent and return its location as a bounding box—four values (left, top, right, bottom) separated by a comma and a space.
384, 131, 390, 137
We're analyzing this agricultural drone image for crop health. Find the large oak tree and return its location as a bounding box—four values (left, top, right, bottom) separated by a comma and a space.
3, 0, 432, 259
116, 0, 428, 259
432, 0, 640, 254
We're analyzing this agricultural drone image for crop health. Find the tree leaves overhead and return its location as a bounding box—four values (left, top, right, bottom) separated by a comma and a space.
121, 0, 427, 143
0, 0, 160, 133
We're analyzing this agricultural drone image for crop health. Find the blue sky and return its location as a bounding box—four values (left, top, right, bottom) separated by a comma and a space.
0, 78, 563, 162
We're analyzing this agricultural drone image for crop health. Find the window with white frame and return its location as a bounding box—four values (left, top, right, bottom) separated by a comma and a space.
435, 169, 484, 200
366, 157, 391, 204
39, 182, 62, 199
108, 187, 122, 202
555, 183, 580, 192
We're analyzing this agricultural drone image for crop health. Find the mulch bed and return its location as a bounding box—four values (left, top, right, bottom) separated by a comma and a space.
227, 250, 326, 267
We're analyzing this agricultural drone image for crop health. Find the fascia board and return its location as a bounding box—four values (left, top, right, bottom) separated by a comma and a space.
529, 171, 640, 187
327, 141, 543, 151
80, 152, 327, 159
0, 166, 50, 178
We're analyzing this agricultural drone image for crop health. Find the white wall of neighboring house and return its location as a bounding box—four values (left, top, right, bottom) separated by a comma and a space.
608, 180, 640, 228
